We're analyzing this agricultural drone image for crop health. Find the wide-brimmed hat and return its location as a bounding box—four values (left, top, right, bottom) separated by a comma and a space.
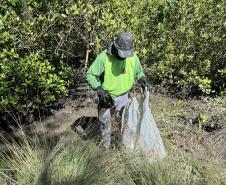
112, 32, 134, 58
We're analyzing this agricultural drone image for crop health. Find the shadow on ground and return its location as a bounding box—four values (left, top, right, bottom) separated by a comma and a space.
71, 116, 100, 141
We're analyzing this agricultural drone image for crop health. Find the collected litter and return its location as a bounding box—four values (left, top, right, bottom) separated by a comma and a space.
121, 89, 167, 159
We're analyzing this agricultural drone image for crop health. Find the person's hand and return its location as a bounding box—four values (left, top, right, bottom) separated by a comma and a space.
138, 76, 149, 91
97, 87, 108, 99
96, 87, 114, 107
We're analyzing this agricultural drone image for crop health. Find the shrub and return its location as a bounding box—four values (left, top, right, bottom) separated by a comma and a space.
0, 49, 71, 122
145, 0, 226, 95
0, 0, 226, 124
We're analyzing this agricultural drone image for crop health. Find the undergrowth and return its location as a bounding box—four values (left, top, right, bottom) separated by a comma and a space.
0, 129, 225, 185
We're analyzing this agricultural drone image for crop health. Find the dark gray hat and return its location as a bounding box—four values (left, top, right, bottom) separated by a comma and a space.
113, 32, 134, 58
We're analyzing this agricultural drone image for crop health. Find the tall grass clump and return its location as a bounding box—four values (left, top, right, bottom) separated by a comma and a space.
0, 130, 225, 185
0, 131, 47, 185
38, 137, 110, 185
0, 131, 112, 185
116, 150, 226, 185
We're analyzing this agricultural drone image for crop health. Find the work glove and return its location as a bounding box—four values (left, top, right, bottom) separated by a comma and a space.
96, 87, 114, 108
138, 76, 149, 91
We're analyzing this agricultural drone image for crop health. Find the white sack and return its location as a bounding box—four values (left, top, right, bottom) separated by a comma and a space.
121, 90, 167, 159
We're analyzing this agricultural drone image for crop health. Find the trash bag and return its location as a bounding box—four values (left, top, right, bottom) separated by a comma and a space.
121, 89, 167, 159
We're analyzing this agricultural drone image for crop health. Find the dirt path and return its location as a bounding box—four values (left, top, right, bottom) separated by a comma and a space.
28, 104, 98, 139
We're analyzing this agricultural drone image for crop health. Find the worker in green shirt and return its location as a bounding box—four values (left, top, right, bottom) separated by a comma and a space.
86, 32, 148, 148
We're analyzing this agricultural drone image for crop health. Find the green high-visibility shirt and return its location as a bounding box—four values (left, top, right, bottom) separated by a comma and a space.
86, 50, 145, 97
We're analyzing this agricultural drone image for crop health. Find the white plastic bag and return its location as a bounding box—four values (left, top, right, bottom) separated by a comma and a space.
121, 90, 167, 159
121, 96, 140, 152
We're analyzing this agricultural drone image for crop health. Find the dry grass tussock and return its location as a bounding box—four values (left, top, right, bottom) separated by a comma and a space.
0, 125, 225, 185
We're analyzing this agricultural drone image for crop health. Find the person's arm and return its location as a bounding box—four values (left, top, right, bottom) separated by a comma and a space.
86, 52, 105, 90
134, 54, 145, 80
